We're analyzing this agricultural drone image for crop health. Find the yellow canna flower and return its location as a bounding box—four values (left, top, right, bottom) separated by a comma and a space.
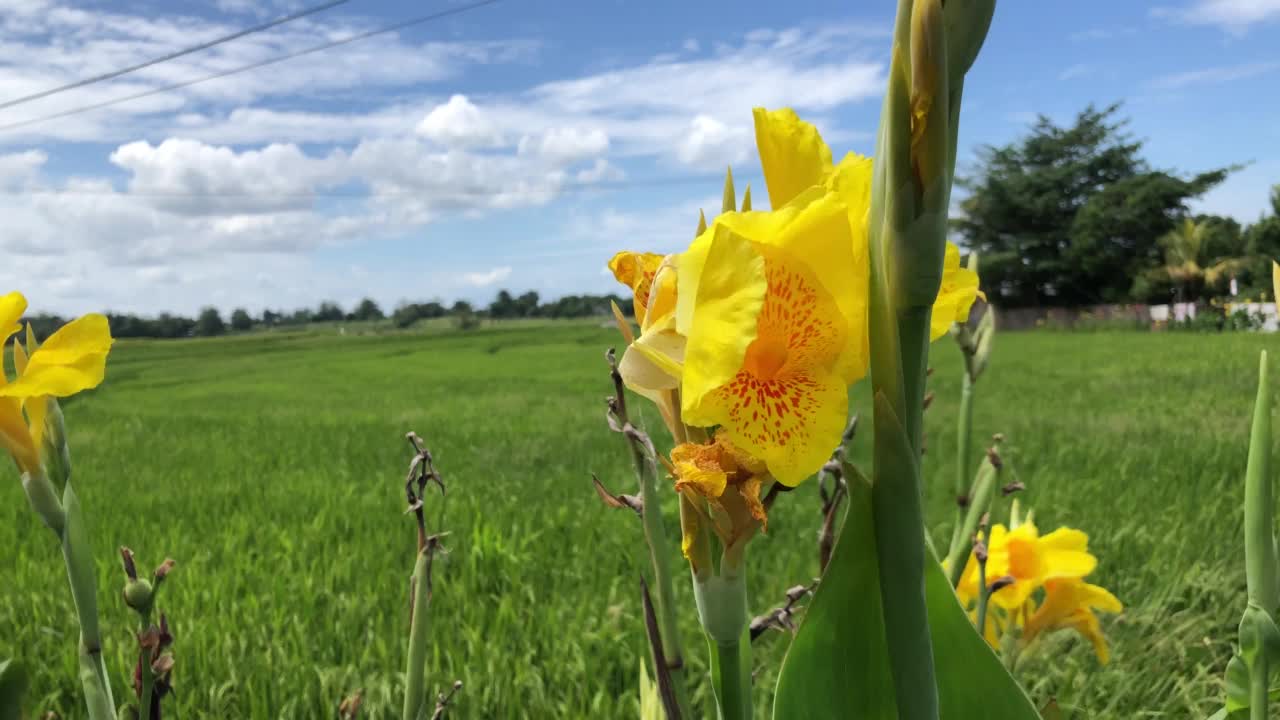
670, 432, 768, 559
0, 291, 113, 476
1023, 578, 1123, 664
930, 242, 984, 341
677, 186, 866, 486
956, 522, 1097, 611
608, 251, 685, 429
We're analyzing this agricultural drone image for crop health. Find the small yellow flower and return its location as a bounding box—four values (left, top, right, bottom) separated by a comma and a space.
608, 251, 684, 429
0, 291, 113, 476
931, 242, 984, 341
1024, 578, 1123, 664
670, 432, 769, 558
956, 522, 1097, 611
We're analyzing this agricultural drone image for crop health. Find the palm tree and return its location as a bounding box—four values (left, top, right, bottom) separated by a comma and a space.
1159, 218, 1250, 304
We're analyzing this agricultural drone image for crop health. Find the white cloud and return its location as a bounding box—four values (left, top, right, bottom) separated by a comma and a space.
0, 11, 891, 314
463, 266, 512, 287
1154, 0, 1280, 30
1150, 61, 1280, 89
109, 139, 349, 216
416, 94, 504, 148
676, 115, 750, 168
517, 127, 610, 163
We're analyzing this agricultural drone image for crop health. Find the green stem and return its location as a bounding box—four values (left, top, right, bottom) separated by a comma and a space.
709, 639, 750, 720
949, 371, 975, 554
945, 459, 998, 587
1245, 351, 1277, 613
402, 548, 433, 720
137, 608, 155, 718
59, 481, 115, 720
1251, 651, 1268, 720
634, 438, 694, 716
693, 563, 750, 720
975, 549, 990, 641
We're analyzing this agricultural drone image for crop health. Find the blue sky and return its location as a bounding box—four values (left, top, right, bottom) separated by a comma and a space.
1, 0, 1277, 316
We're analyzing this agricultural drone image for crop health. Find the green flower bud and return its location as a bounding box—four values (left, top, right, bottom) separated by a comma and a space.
124, 578, 154, 613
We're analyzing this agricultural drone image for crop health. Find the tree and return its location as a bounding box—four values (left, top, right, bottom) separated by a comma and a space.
352, 297, 384, 322
488, 290, 517, 318
1069, 168, 1231, 302
515, 291, 540, 317
195, 307, 226, 336
314, 301, 344, 322
261, 309, 282, 326
230, 308, 253, 332
956, 103, 1232, 306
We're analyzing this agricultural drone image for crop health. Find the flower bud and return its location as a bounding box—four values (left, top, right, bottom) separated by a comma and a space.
123, 578, 154, 613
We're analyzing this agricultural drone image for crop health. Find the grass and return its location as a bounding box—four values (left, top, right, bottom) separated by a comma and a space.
2, 323, 1275, 718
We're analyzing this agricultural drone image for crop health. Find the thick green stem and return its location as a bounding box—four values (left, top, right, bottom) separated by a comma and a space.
694, 568, 751, 720
1251, 651, 1269, 720
402, 548, 433, 720
709, 638, 750, 720
949, 372, 975, 553
59, 481, 115, 720
1245, 351, 1277, 614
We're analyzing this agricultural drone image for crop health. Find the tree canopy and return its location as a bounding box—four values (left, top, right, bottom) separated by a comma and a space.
955, 103, 1239, 306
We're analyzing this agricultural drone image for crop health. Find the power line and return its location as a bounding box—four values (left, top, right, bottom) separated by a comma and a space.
0, 0, 350, 112
0, 0, 503, 134
0, 173, 729, 198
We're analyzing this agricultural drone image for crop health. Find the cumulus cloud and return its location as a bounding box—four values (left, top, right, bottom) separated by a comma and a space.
416, 94, 504, 148
517, 127, 610, 163
676, 115, 750, 168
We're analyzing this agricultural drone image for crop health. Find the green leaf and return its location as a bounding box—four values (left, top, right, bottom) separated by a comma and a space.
1225, 654, 1249, 713
772, 473, 1041, 719
0, 659, 27, 720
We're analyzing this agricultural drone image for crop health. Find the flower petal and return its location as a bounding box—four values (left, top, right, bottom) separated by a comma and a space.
678, 227, 767, 411
0, 397, 36, 473
751, 107, 833, 209
714, 188, 867, 384
608, 251, 665, 326
0, 314, 113, 399
0, 291, 26, 349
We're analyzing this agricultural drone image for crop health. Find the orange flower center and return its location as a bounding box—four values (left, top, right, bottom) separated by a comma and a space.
743, 335, 789, 381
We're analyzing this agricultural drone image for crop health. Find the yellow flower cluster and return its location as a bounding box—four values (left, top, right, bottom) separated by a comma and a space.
1, 291, 113, 476
955, 520, 1123, 664
608, 108, 983, 543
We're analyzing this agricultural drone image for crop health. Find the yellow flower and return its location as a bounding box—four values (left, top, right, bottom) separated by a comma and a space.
670, 432, 768, 558
658, 108, 874, 486
608, 251, 684, 428
677, 187, 867, 486
0, 291, 113, 475
1024, 578, 1123, 664
956, 522, 1097, 611
930, 242, 984, 341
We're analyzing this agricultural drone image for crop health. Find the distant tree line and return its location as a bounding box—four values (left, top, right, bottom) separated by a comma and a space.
957, 103, 1280, 307
21, 290, 632, 340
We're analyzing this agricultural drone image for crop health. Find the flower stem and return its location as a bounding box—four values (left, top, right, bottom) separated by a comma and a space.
944, 458, 997, 588
402, 547, 433, 720
59, 481, 116, 720
1251, 652, 1269, 720
709, 638, 751, 720
975, 545, 991, 641
137, 608, 155, 717
949, 371, 975, 554
1245, 351, 1277, 614
694, 569, 751, 720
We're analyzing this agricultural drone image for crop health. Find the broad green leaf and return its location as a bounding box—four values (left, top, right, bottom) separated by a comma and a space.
772, 471, 1042, 719
0, 659, 26, 720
